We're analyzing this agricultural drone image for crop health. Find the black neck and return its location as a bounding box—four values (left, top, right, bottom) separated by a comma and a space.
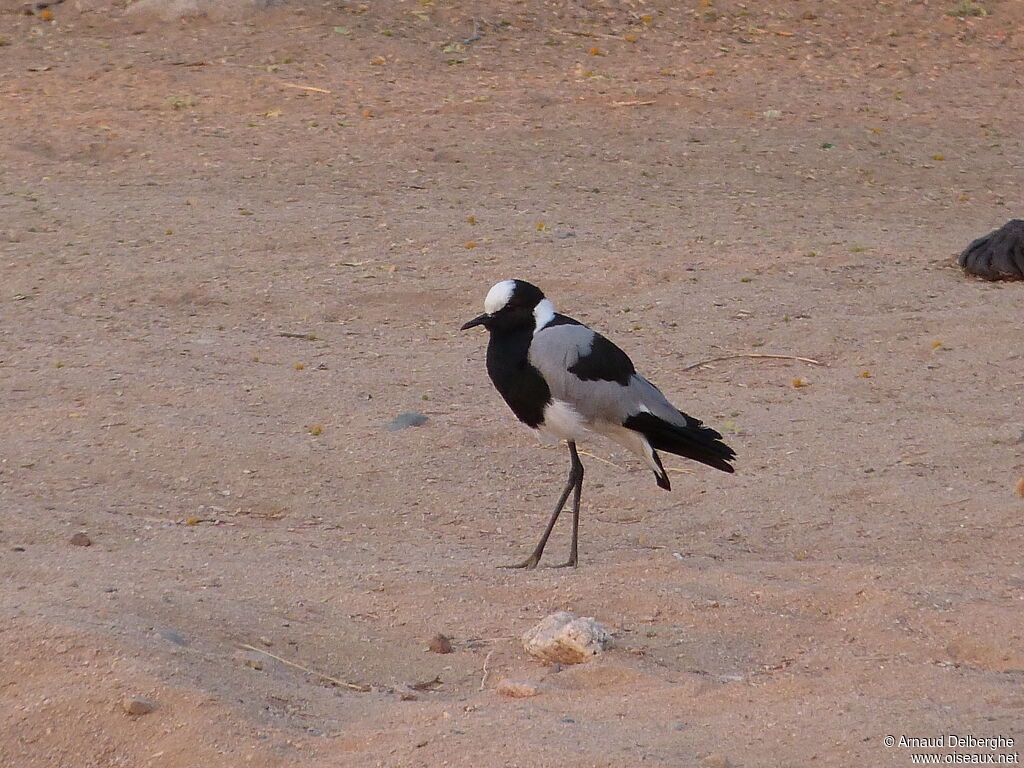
485, 326, 551, 428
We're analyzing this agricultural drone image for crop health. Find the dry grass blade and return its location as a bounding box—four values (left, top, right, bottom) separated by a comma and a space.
537, 442, 621, 468
280, 82, 332, 94
551, 27, 620, 40
665, 466, 695, 475
611, 100, 656, 107
575, 449, 626, 470
544, 445, 691, 474
480, 649, 495, 691
239, 644, 371, 692
682, 353, 824, 371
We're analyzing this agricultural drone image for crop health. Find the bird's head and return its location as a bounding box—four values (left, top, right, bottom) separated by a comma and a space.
461, 279, 552, 332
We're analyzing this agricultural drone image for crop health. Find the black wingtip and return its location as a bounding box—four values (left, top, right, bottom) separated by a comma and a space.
625, 411, 736, 475
652, 450, 672, 490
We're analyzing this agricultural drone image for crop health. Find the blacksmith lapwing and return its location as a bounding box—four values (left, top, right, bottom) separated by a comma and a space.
461, 279, 736, 568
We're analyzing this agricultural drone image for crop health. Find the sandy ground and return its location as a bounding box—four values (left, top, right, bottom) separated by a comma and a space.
2, 0, 1023, 766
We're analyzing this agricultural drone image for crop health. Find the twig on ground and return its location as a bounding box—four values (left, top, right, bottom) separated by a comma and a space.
682, 353, 825, 371
556, 446, 692, 475
611, 100, 656, 107
480, 650, 495, 691
280, 82, 332, 95
938, 497, 972, 507
239, 644, 371, 692
465, 635, 517, 644
278, 332, 318, 340
575, 449, 626, 470
461, 19, 483, 45
546, 445, 690, 475
551, 27, 621, 40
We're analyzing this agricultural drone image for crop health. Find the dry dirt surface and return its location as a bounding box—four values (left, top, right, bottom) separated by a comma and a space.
2, 0, 1023, 766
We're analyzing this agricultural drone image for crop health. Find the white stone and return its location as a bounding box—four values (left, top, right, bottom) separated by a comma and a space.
521, 611, 611, 664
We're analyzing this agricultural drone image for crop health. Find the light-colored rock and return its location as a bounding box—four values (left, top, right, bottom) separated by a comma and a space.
495, 678, 542, 698
123, 696, 159, 716
699, 755, 732, 768
522, 611, 611, 664
125, 0, 283, 22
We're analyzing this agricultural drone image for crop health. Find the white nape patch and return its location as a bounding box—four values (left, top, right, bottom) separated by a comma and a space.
483, 280, 517, 314
538, 399, 589, 442
533, 298, 556, 333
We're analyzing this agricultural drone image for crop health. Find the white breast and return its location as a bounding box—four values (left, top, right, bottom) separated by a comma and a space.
536, 399, 589, 443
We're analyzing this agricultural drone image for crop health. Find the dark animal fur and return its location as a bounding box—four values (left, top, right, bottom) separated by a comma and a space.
959, 219, 1024, 281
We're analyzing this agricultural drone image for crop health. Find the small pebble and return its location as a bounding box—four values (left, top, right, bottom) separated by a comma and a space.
496, 679, 542, 698
428, 633, 453, 654
699, 755, 732, 768
11, 546, 25, 552
70, 533, 92, 547
123, 696, 159, 716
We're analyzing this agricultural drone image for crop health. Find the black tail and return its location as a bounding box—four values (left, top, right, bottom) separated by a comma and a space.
624, 411, 736, 477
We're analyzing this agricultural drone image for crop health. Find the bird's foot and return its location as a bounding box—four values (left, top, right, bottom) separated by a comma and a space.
550, 557, 578, 569
499, 553, 540, 570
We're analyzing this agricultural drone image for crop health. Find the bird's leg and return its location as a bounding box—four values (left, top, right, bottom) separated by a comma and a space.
501, 441, 583, 570
551, 442, 584, 568
500, 474, 573, 570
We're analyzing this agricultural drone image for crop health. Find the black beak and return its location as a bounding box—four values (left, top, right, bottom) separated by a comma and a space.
461, 313, 489, 331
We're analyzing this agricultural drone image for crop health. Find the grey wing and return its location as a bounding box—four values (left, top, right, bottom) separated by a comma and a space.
528, 324, 687, 429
